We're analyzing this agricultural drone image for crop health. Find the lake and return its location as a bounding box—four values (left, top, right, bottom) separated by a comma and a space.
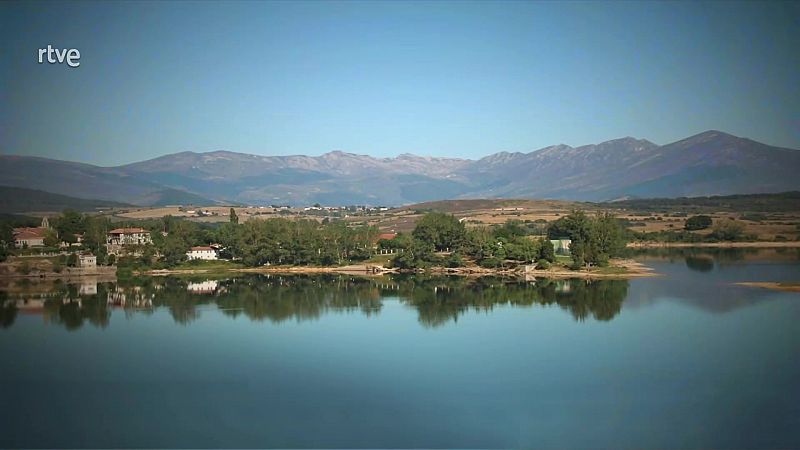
1, 248, 799, 448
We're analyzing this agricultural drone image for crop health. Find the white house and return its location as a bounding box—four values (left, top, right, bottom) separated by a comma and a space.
79, 254, 97, 268
186, 246, 218, 260
12, 217, 51, 248
13, 228, 46, 248
550, 239, 572, 255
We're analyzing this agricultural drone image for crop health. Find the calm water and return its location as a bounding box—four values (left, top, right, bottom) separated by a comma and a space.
2, 249, 799, 448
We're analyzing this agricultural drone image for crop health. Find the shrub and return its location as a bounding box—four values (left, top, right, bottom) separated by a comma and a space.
444, 253, 465, 268
710, 219, 745, 241
535, 259, 551, 270
479, 257, 501, 268
685, 215, 713, 231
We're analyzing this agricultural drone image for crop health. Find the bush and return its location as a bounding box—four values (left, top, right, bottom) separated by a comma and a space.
685, 215, 713, 231
535, 259, 551, 270
595, 252, 610, 267
479, 257, 502, 268
444, 253, 465, 268
710, 219, 745, 241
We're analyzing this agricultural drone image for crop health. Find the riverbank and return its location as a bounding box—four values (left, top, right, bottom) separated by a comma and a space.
0, 257, 117, 281
628, 241, 800, 248
735, 282, 800, 293
141, 259, 658, 280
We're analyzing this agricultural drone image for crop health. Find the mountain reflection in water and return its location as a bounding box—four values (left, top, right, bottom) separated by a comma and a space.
0, 275, 628, 330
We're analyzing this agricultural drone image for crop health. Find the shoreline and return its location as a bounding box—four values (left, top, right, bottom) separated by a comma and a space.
141, 259, 658, 280
735, 282, 800, 293
628, 241, 800, 248
0, 267, 117, 281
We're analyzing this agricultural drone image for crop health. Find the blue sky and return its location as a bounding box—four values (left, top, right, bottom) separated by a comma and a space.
1, 0, 798, 166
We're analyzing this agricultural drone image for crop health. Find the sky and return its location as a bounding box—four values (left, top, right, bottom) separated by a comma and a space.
1, 0, 798, 166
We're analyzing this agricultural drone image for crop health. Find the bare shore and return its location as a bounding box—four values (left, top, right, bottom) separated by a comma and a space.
735, 282, 800, 293
143, 259, 658, 280
628, 241, 800, 248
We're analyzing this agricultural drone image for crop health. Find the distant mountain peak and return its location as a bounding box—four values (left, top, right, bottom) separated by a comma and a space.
2, 130, 797, 206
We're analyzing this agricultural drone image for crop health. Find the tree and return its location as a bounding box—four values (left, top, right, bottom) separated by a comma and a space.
54, 209, 86, 236
391, 239, 439, 269
547, 210, 592, 241
61, 232, 78, 246
504, 237, 540, 263
550, 210, 627, 267
229, 208, 239, 224
66, 253, 78, 267
412, 213, 466, 252
0, 222, 13, 247
43, 229, 60, 248
589, 212, 627, 264
494, 220, 527, 240
539, 239, 555, 262
685, 215, 713, 231
162, 235, 189, 266
83, 216, 110, 254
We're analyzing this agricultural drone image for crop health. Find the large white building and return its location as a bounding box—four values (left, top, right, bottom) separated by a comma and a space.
106, 228, 153, 255
186, 246, 218, 260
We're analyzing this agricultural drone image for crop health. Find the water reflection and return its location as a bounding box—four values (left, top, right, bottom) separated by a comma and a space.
2, 248, 797, 330
625, 247, 800, 313
0, 274, 628, 329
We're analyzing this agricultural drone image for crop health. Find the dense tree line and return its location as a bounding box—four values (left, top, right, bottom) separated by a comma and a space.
630, 217, 755, 243
0, 210, 381, 268
383, 213, 556, 269
214, 219, 377, 266
2, 209, 628, 270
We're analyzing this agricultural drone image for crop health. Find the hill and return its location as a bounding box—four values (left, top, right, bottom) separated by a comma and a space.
0, 186, 132, 213
600, 191, 800, 213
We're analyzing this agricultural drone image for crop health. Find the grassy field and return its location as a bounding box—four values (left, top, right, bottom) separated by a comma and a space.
93, 194, 800, 242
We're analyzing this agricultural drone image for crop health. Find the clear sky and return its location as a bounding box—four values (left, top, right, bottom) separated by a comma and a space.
1, 0, 798, 166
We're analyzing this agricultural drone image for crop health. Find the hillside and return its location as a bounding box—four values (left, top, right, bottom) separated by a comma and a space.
0, 186, 132, 213
0, 156, 221, 207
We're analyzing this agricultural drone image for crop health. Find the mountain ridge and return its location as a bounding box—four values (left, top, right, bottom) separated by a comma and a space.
1, 130, 798, 206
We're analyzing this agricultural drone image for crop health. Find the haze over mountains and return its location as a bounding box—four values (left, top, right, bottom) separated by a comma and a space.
1, 130, 799, 207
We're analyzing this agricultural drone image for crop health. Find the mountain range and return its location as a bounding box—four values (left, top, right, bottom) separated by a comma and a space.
1, 130, 798, 207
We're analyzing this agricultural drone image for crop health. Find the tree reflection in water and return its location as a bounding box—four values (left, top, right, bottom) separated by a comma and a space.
0, 274, 629, 330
